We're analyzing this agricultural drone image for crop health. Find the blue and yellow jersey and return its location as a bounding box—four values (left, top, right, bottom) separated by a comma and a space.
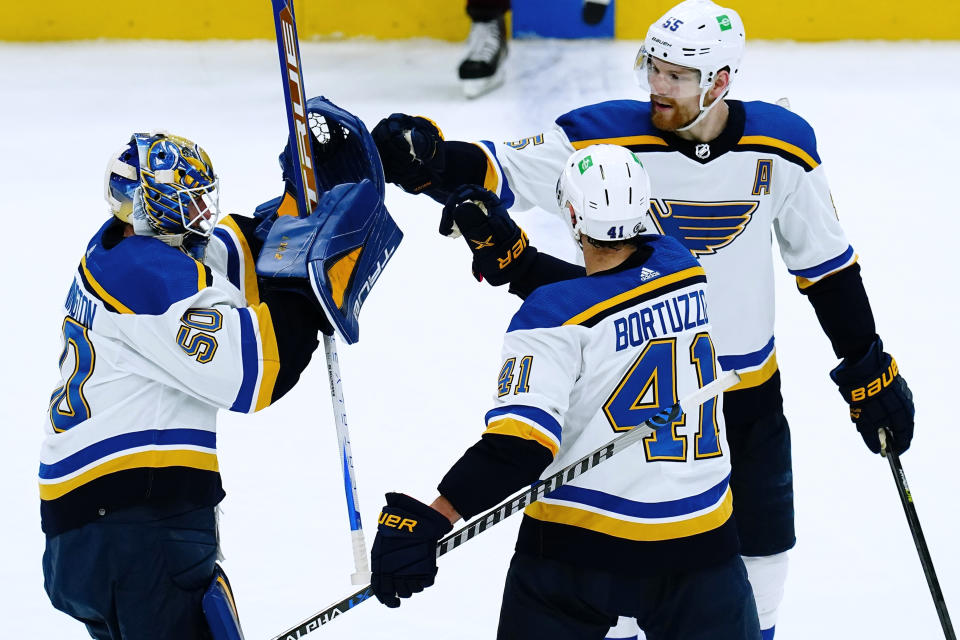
441, 236, 737, 576
472, 100, 857, 404
40, 213, 295, 536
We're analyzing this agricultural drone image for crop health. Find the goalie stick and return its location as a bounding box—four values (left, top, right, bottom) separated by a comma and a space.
270, 0, 370, 585
268, 369, 740, 639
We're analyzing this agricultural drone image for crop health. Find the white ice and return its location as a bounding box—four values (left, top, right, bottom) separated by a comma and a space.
2, 37, 959, 639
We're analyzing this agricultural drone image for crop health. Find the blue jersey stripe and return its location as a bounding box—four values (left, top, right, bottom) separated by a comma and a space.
788, 246, 855, 279
230, 308, 259, 412
485, 405, 562, 441
213, 227, 242, 291
717, 337, 775, 371
39, 428, 216, 479
479, 140, 516, 208
546, 474, 730, 519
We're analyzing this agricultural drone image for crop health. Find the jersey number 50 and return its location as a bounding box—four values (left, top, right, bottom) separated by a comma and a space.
603, 333, 722, 462
49, 317, 96, 433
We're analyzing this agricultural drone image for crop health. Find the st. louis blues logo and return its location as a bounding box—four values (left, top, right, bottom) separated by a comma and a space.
648, 200, 758, 256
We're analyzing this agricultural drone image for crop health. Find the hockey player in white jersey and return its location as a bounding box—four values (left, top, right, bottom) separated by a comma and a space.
41, 99, 403, 640
371, 2, 915, 638
370, 145, 761, 639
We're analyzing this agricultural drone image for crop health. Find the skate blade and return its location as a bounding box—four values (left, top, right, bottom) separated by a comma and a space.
461, 68, 506, 99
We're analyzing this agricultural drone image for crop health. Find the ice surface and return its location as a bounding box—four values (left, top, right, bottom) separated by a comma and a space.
2, 37, 958, 639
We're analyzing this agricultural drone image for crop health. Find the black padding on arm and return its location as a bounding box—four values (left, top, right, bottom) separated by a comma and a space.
508, 251, 586, 300
437, 433, 554, 521
257, 288, 329, 402
800, 263, 877, 360
421, 141, 492, 205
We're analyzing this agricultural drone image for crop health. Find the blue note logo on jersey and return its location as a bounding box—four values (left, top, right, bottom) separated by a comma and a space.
648, 200, 758, 256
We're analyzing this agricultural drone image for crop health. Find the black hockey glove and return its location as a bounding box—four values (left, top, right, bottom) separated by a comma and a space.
830, 337, 915, 455
441, 185, 537, 286
371, 493, 453, 608
372, 114, 445, 194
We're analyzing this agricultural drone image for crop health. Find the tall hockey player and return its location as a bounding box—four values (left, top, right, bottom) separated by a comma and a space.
370, 146, 761, 640
371, 1, 915, 638
41, 104, 402, 639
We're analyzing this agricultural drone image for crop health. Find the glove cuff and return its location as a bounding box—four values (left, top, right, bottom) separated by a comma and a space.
383, 493, 454, 536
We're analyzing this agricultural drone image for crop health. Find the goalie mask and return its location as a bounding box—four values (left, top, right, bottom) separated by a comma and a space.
133, 132, 221, 240
634, 0, 745, 130
556, 145, 651, 244
104, 138, 140, 222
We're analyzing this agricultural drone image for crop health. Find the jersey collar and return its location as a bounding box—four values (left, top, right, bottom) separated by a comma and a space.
657, 100, 745, 164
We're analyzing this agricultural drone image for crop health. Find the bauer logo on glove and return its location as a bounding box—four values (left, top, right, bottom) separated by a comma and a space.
377, 512, 418, 533
849, 357, 898, 402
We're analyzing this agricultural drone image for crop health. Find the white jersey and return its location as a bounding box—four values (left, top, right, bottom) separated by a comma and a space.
40, 214, 280, 534
476, 235, 737, 574
475, 99, 854, 392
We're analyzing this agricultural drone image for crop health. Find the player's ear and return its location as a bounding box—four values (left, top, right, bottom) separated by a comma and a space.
708, 68, 731, 103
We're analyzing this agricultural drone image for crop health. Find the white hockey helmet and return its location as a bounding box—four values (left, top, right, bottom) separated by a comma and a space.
635, 1, 745, 119
556, 145, 651, 244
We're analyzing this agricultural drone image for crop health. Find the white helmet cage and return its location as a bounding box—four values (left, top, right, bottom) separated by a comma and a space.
556, 145, 652, 244
636, 0, 745, 109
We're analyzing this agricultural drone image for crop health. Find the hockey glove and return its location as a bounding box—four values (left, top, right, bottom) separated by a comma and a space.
371, 493, 453, 608
440, 185, 537, 286
830, 337, 915, 455
372, 114, 445, 194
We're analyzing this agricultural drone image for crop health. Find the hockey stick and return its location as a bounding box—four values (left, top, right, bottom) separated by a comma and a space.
268, 369, 740, 639
270, 0, 370, 585
879, 428, 956, 640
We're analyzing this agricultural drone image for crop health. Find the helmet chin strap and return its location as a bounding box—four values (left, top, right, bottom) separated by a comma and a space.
675, 85, 729, 133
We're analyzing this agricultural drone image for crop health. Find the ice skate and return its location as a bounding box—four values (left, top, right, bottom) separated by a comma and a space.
458, 14, 507, 99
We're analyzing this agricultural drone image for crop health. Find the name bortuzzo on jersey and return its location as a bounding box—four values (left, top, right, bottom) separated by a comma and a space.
479, 235, 737, 576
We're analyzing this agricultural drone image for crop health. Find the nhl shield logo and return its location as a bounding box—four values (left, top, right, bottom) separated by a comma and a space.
695, 143, 711, 159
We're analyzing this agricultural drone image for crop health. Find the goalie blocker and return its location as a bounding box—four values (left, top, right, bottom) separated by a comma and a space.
256, 96, 403, 344
256, 180, 402, 344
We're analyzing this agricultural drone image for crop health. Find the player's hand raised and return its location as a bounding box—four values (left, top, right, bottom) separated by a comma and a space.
441, 185, 537, 286
372, 114, 445, 194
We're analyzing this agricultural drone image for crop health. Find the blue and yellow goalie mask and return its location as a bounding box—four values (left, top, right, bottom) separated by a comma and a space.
133, 132, 221, 239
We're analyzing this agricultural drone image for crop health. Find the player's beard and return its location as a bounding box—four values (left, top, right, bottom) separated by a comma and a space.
649, 95, 701, 132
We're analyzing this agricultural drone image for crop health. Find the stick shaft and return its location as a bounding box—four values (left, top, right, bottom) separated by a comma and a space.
880, 429, 955, 640
270, 0, 369, 582
270, 370, 739, 639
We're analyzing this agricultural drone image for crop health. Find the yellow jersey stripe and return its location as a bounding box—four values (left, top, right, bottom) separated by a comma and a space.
796, 254, 859, 290
485, 417, 559, 457
571, 135, 669, 150
563, 265, 706, 327
219, 216, 260, 305
524, 486, 733, 542
474, 142, 502, 193
738, 135, 820, 170
252, 302, 281, 412
38, 449, 219, 501
81, 255, 135, 314
216, 576, 241, 618
195, 259, 207, 292
727, 351, 779, 391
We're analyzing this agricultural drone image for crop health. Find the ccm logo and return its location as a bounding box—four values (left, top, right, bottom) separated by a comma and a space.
379, 513, 417, 532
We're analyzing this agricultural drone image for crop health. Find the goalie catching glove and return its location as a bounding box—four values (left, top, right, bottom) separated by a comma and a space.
830, 337, 915, 454
440, 185, 537, 286
371, 493, 453, 608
